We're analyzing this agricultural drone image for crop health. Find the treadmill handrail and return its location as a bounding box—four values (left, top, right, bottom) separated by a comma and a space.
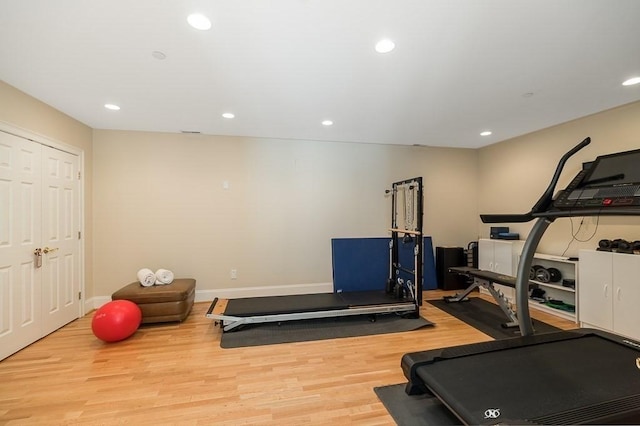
480, 137, 591, 224
481, 137, 591, 336
531, 137, 591, 213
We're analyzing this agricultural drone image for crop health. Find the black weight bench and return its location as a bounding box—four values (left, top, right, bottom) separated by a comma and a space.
444, 266, 538, 328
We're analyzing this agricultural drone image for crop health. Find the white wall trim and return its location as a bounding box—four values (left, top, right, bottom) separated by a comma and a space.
0, 120, 83, 156
86, 282, 334, 312
85, 297, 107, 313
194, 282, 333, 302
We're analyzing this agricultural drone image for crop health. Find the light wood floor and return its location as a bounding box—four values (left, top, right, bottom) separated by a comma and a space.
0, 290, 576, 425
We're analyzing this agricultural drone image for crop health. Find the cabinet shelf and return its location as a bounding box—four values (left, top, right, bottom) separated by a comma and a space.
478, 240, 579, 323
532, 253, 573, 262
531, 280, 575, 293
529, 253, 578, 323
529, 299, 576, 321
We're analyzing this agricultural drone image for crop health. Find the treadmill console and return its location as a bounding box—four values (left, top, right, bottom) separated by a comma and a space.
553, 148, 640, 210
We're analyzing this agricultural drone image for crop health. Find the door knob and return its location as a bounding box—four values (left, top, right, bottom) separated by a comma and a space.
43, 247, 59, 254
34, 248, 43, 268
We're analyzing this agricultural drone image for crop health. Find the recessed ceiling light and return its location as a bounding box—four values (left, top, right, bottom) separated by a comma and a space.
187, 13, 211, 30
222, 113, 235, 119
622, 77, 640, 86
151, 51, 166, 60
104, 104, 120, 111
322, 120, 333, 126
375, 39, 395, 53
480, 131, 492, 136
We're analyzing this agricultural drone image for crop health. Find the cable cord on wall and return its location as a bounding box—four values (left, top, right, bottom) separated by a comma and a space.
561, 215, 600, 256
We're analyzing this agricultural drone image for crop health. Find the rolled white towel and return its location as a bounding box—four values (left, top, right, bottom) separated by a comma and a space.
137, 268, 156, 287
155, 268, 174, 285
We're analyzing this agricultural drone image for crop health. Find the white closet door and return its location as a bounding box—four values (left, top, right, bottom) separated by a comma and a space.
0, 132, 43, 360
41, 145, 80, 336
0, 132, 81, 361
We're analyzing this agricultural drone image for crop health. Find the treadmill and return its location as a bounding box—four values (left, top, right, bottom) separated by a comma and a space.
207, 290, 419, 332
401, 138, 640, 424
207, 177, 424, 332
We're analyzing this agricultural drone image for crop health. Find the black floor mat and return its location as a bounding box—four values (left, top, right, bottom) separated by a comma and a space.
427, 297, 560, 339
220, 314, 433, 348
374, 383, 461, 426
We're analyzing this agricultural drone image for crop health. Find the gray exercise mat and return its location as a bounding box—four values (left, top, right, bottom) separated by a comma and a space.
220, 314, 433, 348
427, 297, 560, 339
374, 383, 461, 425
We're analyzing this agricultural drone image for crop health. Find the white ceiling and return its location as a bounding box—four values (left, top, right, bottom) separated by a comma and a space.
1, 0, 639, 149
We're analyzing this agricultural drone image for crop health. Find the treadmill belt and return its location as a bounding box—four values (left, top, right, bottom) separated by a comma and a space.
417, 334, 640, 424
338, 290, 413, 306
224, 293, 346, 316
224, 291, 413, 317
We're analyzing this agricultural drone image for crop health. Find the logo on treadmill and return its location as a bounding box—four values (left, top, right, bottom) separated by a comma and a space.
484, 408, 501, 419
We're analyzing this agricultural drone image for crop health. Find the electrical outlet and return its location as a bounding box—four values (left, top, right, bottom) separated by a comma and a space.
230, 269, 237, 279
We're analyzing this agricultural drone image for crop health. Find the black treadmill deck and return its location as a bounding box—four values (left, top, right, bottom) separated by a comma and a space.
224, 290, 414, 317
402, 329, 640, 424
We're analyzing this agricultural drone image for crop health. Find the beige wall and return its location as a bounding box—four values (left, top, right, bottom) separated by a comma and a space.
13, 77, 640, 300
92, 130, 478, 296
478, 100, 640, 256
0, 80, 94, 297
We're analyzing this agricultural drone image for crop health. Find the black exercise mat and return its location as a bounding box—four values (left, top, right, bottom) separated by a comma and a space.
220, 314, 433, 348
427, 297, 560, 339
374, 383, 461, 426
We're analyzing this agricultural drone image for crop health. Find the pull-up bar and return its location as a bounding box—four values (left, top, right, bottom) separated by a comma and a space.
388, 228, 422, 236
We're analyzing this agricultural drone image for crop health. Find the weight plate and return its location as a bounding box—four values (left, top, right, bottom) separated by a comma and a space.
547, 267, 562, 282
535, 267, 551, 283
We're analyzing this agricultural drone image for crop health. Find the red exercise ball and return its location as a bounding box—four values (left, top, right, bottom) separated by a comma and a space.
92, 300, 142, 342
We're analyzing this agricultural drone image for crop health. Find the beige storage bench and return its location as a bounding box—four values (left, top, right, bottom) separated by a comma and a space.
112, 278, 196, 324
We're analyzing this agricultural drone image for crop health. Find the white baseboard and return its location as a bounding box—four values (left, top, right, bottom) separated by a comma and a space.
195, 282, 333, 302
86, 282, 334, 311
85, 296, 110, 313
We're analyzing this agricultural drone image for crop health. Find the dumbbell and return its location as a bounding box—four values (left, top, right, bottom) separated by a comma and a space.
598, 239, 613, 251
617, 239, 633, 254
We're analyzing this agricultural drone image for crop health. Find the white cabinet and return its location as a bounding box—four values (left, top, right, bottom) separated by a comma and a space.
579, 249, 640, 341
478, 238, 524, 301
528, 253, 578, 322
579, 250, 612, 330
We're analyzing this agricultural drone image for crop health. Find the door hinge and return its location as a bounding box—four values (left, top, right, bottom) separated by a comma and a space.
78, 231, 81, 240
78, 171, 81, 179
78, 291, 82, 300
